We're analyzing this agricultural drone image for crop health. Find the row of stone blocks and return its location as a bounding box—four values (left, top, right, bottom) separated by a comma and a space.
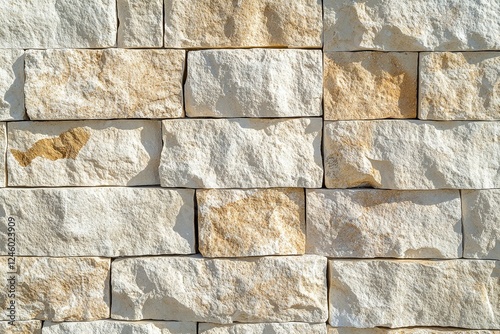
2, 49, 500, 121
0, 0, 499, 50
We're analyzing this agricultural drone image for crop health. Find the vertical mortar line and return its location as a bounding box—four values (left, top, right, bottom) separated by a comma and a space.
108, 257, 114, 318
162, 0, 166, 48
321, 50, 326, 188
416, 51, 421, 120
182, 50, 188, 117
194, 189, 200, 254
459, 189, 465, 259
115, 0, 119, 47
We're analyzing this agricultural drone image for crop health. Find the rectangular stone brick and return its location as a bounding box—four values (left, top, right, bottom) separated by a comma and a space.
199, 323, 327, 334
307, 189, 462, 258
324, 52, 417, 120
43, 321, 196, 334
160, 118, 323, 188
25, 49, 185, 120
0, 321, 41, 334
112, 256, 327, 323
329, 328, 500, 334
164, 0, 322, 48
198, 188, 305, 257
0, 257, 110, 321
7, 120, 161, 187
329, 260, 499, 328
419, 52, 500, 120
0, 0, 116, 48
0, 50, 24, 120
324, 121, 500, 189
117, 0, 163, 48
324, 0, 500, 51
186, 49, 322, 117
462, 190, 500, 260
0, 188, 195, 257
0, 122, 5, 187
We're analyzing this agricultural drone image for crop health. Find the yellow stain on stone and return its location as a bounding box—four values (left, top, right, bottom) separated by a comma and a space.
11, 127, 91, 167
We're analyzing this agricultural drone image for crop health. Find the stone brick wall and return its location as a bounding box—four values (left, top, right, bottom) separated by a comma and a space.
0, 1, 499, 333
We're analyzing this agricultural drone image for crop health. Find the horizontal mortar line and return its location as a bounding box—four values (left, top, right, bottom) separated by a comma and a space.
0, 46, 325, 51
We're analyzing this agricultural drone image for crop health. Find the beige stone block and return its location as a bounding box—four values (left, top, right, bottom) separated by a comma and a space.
117, 0, 163, 47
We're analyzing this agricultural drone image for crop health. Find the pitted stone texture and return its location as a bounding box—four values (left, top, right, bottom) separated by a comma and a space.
0, 257, 110, 321
307, 189, 462, 258
329, 260, 499, 328
324, 52, 417, 120
164, 0, 322, 48
0, 321, 41, 334
112, 255, 327, 323
0, 50, 24, 120
198, 188, 305, 257
8, 120, 161, 187
25, 49, 185, 120
0, 188, 195, 257
328, 328, 500, 334
199, 323, 327, 334
324, 0, 500, 51
160, 118, 323, 188
186, 49, 322, 118
324, 121, 500, 189
0, 0, 116, 48
419, 52, 500, 120
0, 123, 5, 187
462, 190, 500, 260
118, 0, 163, 48
43, 321, 196, 334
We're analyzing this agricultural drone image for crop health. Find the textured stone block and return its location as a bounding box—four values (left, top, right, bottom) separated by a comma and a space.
324, 52, 417, 120
0, 122, 5, 187
25, 49, 185, 120
462, 190, 500, 260
419, 52, 500, 120
0, 188, 195, 257
0, 0, 116, 48
160, 118, 323, 188
0, 321, 41, 334
198, 188, 305, 257
117, 0, 163, 47
328, 328, 500, 334
324, 121, 500, 189
112, 256, 327, 323
0, 50, 24, 120
307, 189, 462, 258
164, 0, 322, 48
0, 257, 110, 321
7, 121, 161, 187
199, 323, 327, 334
186, 49, 322, 117
324, 0, 500, 51
43, 321, 196, 334
329, 260, 499, 328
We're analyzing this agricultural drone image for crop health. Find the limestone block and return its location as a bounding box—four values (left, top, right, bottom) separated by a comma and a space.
7, 120, 161, 186
25, 49, 185, 119
0, 50, 24, 120
186, 49, 322, 117
0, 188, 195, 257
328, 327, 500, 334
306, 189, 462, 258
160, 118, 323, 188
42, 321, 196, 334
198, 188, 305, 257
118, 0, 163, 47
0, 321, 41, 334
324, 52, 417, 120
324, 120, 500, 189
199, 323, 327, 334
419, 52, 500, 120
112, 255, 328, 323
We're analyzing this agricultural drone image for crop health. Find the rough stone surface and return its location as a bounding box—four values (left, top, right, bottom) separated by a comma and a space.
329, 260, 500, 328
0, 321, 41, 334
164, 0, 322, 48
0, 257, 110, 321
185, 49, 322, 117
112, 255, 327, 323
324, 120, 500, 189
0, 0, 116, 48
324, 52, 417, 120
328, 328, 500, 334
324, 0, 500, 51
307, 189, 462, 258
419, 52, 500, 120
462, 190, 500, 260
7, 120, 161, 186
0, 188, 195, 257
160, 118, 323, 188
118, 0, 163, 48
199, 323, 327, 334
43, 321, 196, 334
0, 50, 24, 120
0, 123, 5, 187
198, 188, 305, 257
25, 49, 185, 120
